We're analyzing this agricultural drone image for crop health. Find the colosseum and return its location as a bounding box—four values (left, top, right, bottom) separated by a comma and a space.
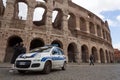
0, 0, 114, 64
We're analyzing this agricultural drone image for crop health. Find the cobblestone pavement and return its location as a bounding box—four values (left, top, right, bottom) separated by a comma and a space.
0, 63, 120, 80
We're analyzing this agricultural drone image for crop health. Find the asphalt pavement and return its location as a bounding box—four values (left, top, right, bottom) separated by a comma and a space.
0, 63, 120, 80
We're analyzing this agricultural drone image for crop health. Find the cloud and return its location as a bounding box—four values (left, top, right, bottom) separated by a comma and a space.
107, 19, 120, 28
72, 0, 120, 13
107, 15, 120, 27
117, 15, 120, 21
72, 0, 120, 19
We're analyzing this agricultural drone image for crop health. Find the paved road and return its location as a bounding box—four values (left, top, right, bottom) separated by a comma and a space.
0, 63, 120, 80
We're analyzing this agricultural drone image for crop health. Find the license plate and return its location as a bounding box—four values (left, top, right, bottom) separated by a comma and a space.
19, 62, 26, 65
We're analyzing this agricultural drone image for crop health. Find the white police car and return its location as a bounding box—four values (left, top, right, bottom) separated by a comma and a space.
14, 46, 67, 74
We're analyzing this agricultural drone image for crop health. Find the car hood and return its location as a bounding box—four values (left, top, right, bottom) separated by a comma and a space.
19, 52, 38, 58
19, 52, 50, 58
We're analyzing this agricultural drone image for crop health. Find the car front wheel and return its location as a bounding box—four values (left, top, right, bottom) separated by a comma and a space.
42, 61, 51, 74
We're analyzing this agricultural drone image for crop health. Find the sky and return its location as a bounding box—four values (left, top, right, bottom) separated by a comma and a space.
2, 0, 120, 50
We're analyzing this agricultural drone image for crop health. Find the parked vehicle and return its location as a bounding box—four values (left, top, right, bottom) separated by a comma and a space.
14, 45, 67, 74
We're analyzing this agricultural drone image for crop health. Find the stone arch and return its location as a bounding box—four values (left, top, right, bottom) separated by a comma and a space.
30, 38, 45, 50
4, 35, 23, 62
68, 13, 76, 31
52, 8, 63, 30
67, 42, 78, 63
14, 0, 28, 20
81, 44, 89, 63
51, 40, 63, 49
80, 17, 86, 32
99, 48, 105, 63
89, 22, 95, 34
97, 24, 101, 37
33, 3, 47, 26
91, 47, 98, 63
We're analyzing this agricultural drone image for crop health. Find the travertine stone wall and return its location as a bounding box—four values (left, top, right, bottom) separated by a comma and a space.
0, 0, 114, 63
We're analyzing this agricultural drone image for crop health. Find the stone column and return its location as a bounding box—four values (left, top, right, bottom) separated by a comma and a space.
104, 52, 107, 63
25, 5, 34, 30
75, 15, 80, 31
86, 21, 90, 33
2, 0, 15, 28
94, 24, 98, 36
97, 49, 101, 63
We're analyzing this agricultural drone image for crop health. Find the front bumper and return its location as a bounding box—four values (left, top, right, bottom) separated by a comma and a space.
14, 59, 44, 71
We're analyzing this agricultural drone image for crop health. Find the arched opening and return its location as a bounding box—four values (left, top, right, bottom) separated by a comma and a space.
68, 13, 76, 31
102, 29, 105, 39
80, 17, 86, 32
67, 43, 78, 63
51, 40, 63, 49
89, 22, 95, 34
109, 52, 114, 63
100, 48, 105, 63
36, 0, 46, 3
33, 4, 47, 26
30, 38, 45, 50
33, 5, 46, 26
14, 1, 28, 20
52, 8, 63, 30
97, 25, 101, 37
81, 45, 89, 63
4, 35, 23, 62
0, 21, 1, 28
0, 0, 5, 16
106, 50, 109, 63
3, 0, 7, 7
91, 47, 98, 63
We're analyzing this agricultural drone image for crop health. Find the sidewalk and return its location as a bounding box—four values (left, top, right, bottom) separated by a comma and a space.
0, 63, 12, 68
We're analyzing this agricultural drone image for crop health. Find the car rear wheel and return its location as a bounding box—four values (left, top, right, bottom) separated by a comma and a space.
42, 61, 51, 74
62, 62, 67, 70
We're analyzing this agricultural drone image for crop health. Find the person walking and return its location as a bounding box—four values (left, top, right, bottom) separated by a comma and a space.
19, 42, 26, 54
9, 42, 26, 72
89, 54, 94, 65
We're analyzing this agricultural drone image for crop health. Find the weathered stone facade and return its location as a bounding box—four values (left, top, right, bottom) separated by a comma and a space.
0, 0, 114, 63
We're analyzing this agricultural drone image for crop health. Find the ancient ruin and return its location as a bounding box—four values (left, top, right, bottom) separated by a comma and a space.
0, 0, 114, 63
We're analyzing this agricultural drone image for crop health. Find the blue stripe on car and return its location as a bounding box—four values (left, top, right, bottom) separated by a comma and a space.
41, 57, 65, 62
31, 53, 37, 57
41, 57, 51, 62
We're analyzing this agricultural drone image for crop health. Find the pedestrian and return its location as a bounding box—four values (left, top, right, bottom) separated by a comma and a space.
9, 42, 26, 72
89, 54, 94, 65
19, 42, 26, 54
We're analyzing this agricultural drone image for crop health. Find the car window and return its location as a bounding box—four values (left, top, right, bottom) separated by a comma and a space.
52, 48, 58, 55
58, 49, 64, 55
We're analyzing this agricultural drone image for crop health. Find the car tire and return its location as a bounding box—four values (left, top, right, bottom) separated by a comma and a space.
18, 70, 26, 74
62, 62, 67, 70
42, 61, 51, 74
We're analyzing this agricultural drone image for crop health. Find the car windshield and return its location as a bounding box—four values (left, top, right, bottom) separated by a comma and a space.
30, 47, 52, 53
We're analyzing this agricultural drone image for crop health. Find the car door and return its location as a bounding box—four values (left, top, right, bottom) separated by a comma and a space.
57, 48, 65, 66
51, 48, 59, 67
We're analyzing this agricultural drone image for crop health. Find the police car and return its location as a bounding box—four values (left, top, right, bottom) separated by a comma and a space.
14, 45, 67, 74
